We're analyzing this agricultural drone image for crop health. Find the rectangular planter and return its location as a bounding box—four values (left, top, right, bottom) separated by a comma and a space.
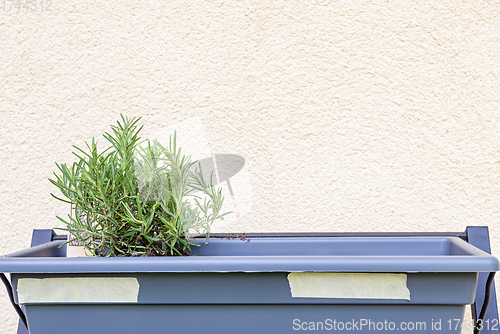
1, 234, 498, 334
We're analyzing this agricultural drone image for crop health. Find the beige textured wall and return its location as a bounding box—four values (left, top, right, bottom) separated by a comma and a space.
1, 1, 500, 332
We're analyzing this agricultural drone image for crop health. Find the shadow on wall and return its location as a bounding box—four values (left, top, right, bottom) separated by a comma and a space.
194, 154, 245, 197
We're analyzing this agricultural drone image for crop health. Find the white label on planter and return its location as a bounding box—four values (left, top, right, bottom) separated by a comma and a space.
17, 277, 140, 304
287, 273, 410, 300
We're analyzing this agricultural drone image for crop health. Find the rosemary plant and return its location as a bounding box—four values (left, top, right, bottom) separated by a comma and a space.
49, 115, 228, 256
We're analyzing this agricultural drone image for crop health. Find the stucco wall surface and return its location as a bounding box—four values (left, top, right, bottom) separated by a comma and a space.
1, 1, 500, 332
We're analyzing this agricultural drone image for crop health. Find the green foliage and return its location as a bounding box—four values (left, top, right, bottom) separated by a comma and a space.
49, 115, 229, 257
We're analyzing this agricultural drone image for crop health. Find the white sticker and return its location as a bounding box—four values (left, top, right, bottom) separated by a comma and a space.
287, 273, 410, 300
17, 277, 140, 304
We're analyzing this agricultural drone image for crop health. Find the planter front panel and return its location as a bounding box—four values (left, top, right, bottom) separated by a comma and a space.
24, 304, 466, 334
12, 271, 476, 334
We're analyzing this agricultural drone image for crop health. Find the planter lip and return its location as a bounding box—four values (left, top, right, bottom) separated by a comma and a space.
0, 236, 498, 273
0, 254, 498, 274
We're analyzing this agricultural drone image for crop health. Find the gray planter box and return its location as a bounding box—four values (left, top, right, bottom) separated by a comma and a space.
1, 234, 498, 334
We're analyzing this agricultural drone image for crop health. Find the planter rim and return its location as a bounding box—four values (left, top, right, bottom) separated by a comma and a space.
0, 236, 498, 273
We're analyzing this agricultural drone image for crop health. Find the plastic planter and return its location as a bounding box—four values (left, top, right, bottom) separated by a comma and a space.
0, 234, 498, 334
